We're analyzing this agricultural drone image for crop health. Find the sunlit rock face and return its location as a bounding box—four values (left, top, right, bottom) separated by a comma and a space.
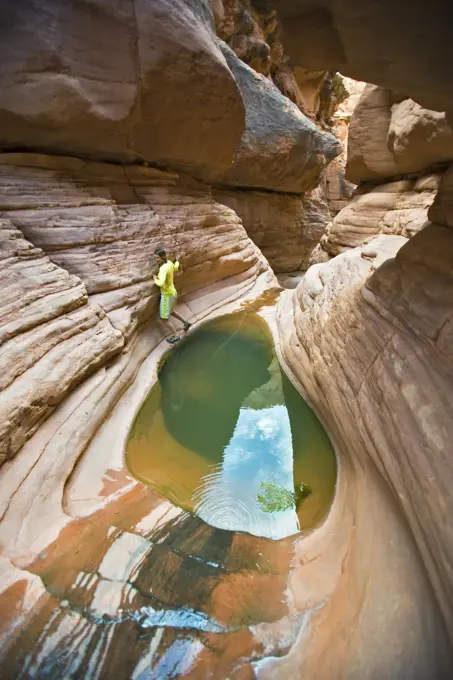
278, 229, 453, 672
0, 152, 272, 465
347, 85, 453, 184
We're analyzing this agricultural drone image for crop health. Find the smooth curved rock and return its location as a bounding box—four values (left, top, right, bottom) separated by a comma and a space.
0, 152, 272, 463
278, 229, 453, 665
214, 184, 331, 271
347, 86, 453, 184
270, 0, 453, 114
316, 173, 441, 260
0, 0, 245, 179
215, 42, 342, 193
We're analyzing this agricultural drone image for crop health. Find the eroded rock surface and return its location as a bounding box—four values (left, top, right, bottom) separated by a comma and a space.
214, 185, 330, 271
0, 152, 271, 464
278, 230, 453, 672
215, 43, 341, 193
347, 85, 453, 184
0, 218, 123, 463
314, 172, 441, 261
0, 0, 245, 179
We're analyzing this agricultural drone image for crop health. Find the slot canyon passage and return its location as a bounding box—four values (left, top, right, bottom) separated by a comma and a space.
0, 0, 453, 678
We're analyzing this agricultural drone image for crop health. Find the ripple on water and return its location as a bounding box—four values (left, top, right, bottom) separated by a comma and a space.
126, 313, 336, 539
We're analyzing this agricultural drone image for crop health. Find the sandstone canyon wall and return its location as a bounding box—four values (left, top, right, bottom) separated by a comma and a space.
0, 0, 453, 678
274, 4, 453, 672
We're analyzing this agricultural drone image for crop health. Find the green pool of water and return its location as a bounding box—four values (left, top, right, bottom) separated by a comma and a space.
126, 313, 336, 540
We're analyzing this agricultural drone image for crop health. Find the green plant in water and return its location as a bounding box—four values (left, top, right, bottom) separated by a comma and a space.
257, 482, 295, 513
257, 482, 314, 513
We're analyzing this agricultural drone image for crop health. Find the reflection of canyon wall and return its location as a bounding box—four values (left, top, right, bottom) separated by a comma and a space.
278, 230, 453, 677
1, 0, 453, 677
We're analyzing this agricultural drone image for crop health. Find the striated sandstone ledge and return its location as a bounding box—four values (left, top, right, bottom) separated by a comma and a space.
0, 152, 271, 466
278, 228, 453, 675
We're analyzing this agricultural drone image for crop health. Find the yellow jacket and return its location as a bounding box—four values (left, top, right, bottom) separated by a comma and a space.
154, 260, 179, 295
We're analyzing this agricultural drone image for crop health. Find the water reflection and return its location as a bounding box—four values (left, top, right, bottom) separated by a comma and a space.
194, 405, 299, 539
127, 313, 336, 538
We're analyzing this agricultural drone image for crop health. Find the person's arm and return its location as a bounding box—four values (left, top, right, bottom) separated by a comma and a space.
153, 264, 167, 287
174, 256, 180, 271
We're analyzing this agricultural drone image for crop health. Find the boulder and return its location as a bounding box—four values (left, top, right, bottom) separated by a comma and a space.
0, 218, 124, 462
388, 99, 453, 172
347, 85, 453, 184
0, 0, 245, 179
346, 85, 400, 184
215, 42, 342, 193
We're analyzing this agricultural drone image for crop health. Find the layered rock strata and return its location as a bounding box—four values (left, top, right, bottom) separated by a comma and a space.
0, 219, 123, 463
278, 227, 453, 669
214, 185, 330, 271
0, 152, 272, 465
313, 172, 442, 262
